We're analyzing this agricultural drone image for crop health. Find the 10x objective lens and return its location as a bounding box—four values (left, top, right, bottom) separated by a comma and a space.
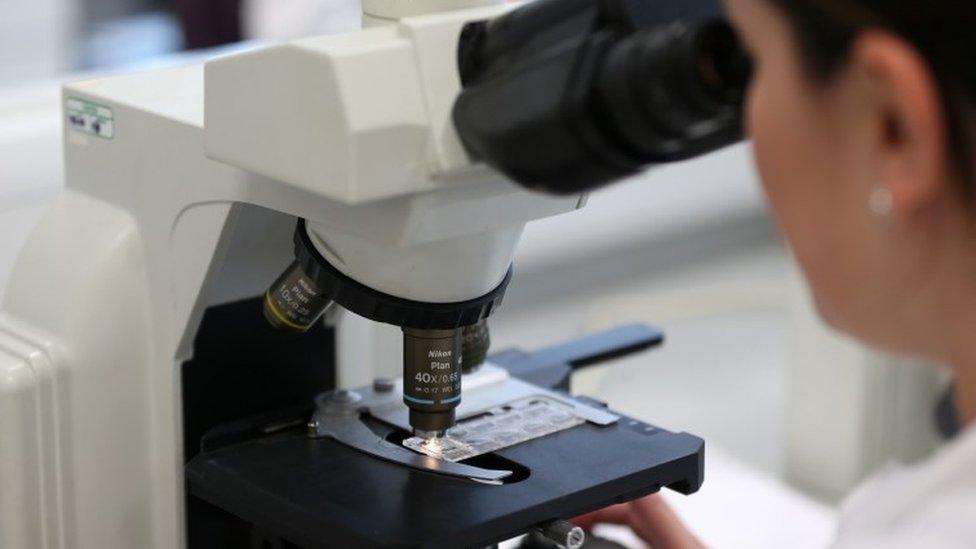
263, 261, 333, 332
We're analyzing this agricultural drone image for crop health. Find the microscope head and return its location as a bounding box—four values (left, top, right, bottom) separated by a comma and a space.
203, 6, 582, 437
203, 0, 747, 438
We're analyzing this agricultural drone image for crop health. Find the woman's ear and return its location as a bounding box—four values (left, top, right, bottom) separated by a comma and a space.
849, 31, 950, 216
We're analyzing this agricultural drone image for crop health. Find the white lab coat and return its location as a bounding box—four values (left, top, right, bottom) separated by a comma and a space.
832, 423, 976, 548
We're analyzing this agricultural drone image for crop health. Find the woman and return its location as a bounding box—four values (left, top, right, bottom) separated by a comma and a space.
578, 0, 976, 546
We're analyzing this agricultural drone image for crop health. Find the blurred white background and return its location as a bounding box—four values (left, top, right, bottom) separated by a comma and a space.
0, 1, 955, 547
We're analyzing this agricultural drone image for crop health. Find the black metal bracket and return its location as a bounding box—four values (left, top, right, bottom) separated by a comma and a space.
491, 323, 665, 391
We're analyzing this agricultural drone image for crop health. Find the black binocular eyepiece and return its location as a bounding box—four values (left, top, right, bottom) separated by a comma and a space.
453, 0, 751, 195
595, 19, 750, 166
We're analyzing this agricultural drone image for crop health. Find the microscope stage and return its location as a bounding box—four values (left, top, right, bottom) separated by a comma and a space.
186, 405, 703, 548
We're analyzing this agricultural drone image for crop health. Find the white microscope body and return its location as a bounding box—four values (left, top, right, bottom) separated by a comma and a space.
0, 1, 581, 546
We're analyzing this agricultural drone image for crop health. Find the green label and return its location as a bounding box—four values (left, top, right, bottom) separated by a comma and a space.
66, 97, 114, 139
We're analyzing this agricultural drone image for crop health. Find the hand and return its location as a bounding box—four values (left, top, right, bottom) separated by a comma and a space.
574, 494, 706, 549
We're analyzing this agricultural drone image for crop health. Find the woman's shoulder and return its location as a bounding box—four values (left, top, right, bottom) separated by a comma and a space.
832, 425, 976, 547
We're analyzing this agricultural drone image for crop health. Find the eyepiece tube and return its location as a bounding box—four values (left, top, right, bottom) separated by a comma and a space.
694, 22, 751, 107
595, 20, 750, 162
452, 1, 750, 195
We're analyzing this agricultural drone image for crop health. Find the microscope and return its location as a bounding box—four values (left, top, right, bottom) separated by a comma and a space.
0, 0, 747, 547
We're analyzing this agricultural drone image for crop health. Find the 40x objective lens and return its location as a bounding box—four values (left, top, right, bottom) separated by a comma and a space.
403, 327, 462, 436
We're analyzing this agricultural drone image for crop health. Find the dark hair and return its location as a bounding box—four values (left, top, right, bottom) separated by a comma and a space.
767, 0, 976, 192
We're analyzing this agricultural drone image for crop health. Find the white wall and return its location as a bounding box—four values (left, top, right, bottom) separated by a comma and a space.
0, 85, 64, 302
0, 0, 80, 85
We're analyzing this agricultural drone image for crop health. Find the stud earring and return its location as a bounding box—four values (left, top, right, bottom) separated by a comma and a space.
869, 186, 894, 217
